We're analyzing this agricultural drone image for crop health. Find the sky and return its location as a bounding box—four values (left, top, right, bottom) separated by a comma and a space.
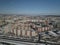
0, 0, 60, 15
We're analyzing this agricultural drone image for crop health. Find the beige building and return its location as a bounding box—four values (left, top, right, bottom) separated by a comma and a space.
3, 18, 54, 38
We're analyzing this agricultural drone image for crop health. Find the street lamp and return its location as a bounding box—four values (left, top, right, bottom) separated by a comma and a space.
30, 25, 41, 42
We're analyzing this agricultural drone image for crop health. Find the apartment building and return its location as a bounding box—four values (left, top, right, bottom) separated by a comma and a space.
3, 17, 54, 38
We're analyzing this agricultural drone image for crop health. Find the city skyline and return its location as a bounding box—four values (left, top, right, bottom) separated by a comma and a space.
0, 0, 60, 15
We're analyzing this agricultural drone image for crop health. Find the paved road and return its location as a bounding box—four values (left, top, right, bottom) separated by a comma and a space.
0, 39, 46, 45
0, 38, 60, 45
